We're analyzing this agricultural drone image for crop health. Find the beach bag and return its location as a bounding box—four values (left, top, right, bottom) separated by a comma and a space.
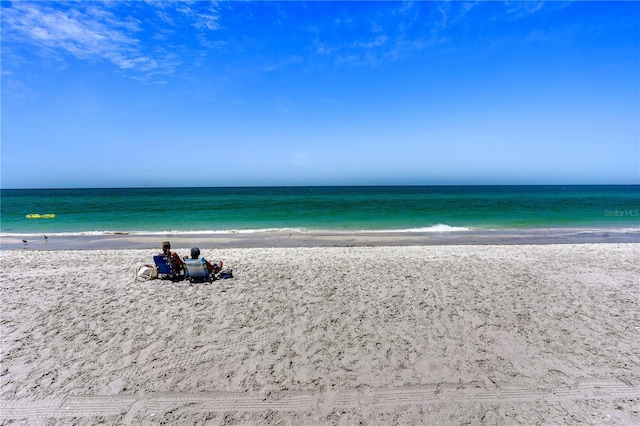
136, 264, 158, 281
217, 268, 233, 279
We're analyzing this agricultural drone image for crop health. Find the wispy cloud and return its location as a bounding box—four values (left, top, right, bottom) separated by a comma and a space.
1, 1, 552, 82
152, 1, 221, 31
309, 1, 550, 69
264, 55, 303, 72
503, 1, 546, 20
2, 3, 142, 68
1, 1, 222, 78
310, 2, 448, 68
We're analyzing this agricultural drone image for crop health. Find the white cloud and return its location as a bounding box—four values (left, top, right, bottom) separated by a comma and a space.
264, 55, 303, 72
193, 10, 220, 31
503, 1, 546, 20
1, 1, 222, 78
309, 3, 444, 68
152, 1, 221, 31
352, 35, 388, 49
2, 3, 143, 69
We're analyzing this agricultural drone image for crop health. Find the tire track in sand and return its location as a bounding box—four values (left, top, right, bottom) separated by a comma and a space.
1, 378, 637, 420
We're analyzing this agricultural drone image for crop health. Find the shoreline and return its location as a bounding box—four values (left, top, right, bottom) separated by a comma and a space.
1, 227, 639, 250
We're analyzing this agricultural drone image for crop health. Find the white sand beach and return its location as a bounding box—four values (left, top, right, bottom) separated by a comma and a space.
1, 243, 639, 424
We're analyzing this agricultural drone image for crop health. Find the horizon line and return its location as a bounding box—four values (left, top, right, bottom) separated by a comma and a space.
2, 183, 639, 191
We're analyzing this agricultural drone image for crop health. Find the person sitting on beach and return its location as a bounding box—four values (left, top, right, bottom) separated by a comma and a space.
186, 247, 223, 274
160, 241, 184, 274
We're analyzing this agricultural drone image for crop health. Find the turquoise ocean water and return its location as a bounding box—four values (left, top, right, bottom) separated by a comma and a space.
1, 186, 639, 236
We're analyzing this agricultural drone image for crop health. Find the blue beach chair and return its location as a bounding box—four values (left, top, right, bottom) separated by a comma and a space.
153, 255, 184, 281
183, 259, 216, 283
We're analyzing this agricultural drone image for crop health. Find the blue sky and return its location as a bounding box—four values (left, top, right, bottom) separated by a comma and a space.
1, 1, 639, 188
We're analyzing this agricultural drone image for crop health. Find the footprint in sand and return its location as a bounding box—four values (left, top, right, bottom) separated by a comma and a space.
106, 378, 126, 395
121, 339, 135, 355
136, 340, 166, 364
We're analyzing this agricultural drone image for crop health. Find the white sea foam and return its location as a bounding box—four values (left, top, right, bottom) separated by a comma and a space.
3, 225, 639, 239
387, 224, 471, 233
0, 228, 312, 237
0, 224, 471, 237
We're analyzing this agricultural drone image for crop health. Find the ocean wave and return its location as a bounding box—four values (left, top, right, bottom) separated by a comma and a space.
3, 225, 640, 238
0, 228, 312, 237
0, 224, 472, 237
364, 224, 472, 233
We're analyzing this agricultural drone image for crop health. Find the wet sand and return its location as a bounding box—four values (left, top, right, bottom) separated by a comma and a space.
1, 227, 639, 251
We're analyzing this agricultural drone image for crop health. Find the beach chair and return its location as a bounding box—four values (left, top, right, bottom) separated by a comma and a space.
153, 255, 184, 281
183, 259, 216, 283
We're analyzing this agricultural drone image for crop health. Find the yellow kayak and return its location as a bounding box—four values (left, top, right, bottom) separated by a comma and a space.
25, 214, 55, 219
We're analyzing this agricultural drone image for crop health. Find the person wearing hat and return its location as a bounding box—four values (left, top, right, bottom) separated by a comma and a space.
187, 247, 223, 274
